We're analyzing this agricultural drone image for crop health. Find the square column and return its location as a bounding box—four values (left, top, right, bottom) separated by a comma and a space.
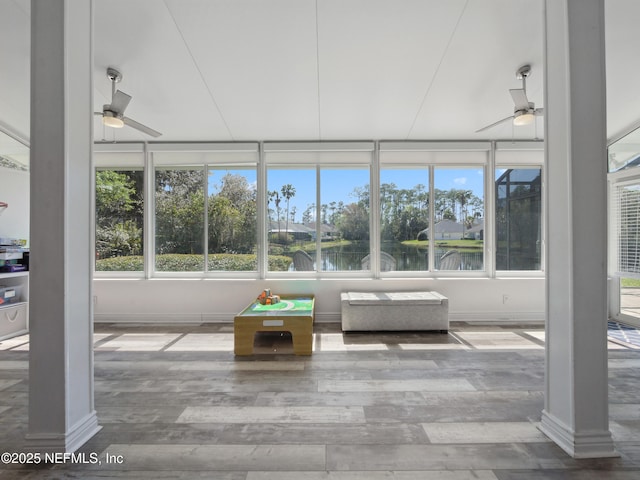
26, 0, 100, 452
541, 0, 616, 458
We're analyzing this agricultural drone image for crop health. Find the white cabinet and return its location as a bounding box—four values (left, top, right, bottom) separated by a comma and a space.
0, 272, 28, 341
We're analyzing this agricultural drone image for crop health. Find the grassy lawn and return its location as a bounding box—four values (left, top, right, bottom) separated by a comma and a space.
621, 277, 640, 288
402, 239, 483, 251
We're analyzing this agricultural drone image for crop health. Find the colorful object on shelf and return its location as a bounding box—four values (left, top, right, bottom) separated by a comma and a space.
257, 288, 280, 305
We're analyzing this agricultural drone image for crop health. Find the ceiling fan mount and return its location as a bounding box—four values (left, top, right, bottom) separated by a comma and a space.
515, 64, 531, 80
95, 66, 162, 137
106, 67, 122, 84
476, 64, 544, 133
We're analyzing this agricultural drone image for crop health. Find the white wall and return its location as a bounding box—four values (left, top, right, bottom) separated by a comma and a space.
0, 166, 29, 244
93, 277, 545, 324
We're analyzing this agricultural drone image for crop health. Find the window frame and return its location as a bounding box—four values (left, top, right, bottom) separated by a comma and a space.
92, 140, 545, 280
494, 141, 545, 277
379, 141, 490, 278
264, 142, 375, 278
149, 143, 260, 279
94, 143, 146, 278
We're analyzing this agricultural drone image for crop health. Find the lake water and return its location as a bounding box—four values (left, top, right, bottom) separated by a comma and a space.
294, 241, 483, 271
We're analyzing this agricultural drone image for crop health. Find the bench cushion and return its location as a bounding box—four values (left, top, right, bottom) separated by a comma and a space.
345, 291, 445, 306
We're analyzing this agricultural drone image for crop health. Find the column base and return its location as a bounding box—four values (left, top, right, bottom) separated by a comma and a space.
540, 410, 618, 458
25, 411, 101, 453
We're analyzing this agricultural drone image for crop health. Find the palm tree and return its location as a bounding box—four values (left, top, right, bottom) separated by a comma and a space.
281, 184, 296, 245
269, 190, 281, 241
455, 189, 473, 238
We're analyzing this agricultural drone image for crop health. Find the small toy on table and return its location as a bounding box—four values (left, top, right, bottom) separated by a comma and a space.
257, 288, 280, 305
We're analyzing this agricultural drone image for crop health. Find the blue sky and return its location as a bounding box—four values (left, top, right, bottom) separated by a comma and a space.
210, 167, 484, 223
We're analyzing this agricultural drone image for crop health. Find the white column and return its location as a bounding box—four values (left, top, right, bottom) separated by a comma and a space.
541, 0, 616, 458
27, 0, 100, 453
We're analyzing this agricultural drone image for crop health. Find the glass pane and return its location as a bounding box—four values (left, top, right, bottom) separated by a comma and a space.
95, 169, 144, 272
267, 167, 315, 272
495, 168, 542, 270
433, 167, 484, 270
620, 277, 640, 321
380, 167, 429, 271
155, 167, 205, 272
320, 167, 370, 271
609, 127, 640, 172
207, 167, 258, 271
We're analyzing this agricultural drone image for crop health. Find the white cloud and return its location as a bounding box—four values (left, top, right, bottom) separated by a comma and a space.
453, 177, 467, 185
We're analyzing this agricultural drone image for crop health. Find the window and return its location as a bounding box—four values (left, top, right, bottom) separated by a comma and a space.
379, 167, 429, 271
94, 141, 544, 277
154, 166, 205, 272
494, 143, 544, 272
95, 168, 144, 271
495, 168, 542, 270
265, 143, 373, 273
208, 167, 257, 271
320, 167, 370, 271
267, 166, 315, 272
433, 167, 484, 271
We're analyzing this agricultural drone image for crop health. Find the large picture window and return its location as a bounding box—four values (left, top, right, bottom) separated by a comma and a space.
380, 166, 429, 271
95, 168, 144, 271
433, 167, 484, 271
267, 166, 316, 272
155, 166, 205, 272
320, 167, 370, 272
495, 168, 542, 270
208, 167, 257, 271
94, 141, 542, 278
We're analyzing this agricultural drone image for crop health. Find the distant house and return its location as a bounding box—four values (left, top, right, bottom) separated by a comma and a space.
417, 219, 464, 241
268, 222, 314, 241
417, 218, 484, 241
306, 222, 339, 241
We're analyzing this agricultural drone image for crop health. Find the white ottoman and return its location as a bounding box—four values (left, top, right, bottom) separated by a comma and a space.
341, 291, 449, 332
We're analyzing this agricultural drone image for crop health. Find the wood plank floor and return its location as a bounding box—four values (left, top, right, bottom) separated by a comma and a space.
1, 322, 639, 479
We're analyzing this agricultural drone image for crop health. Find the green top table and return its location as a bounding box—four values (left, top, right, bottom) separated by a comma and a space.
234, 295, 315, 355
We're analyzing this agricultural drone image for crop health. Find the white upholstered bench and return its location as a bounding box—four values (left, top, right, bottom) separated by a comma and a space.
340, 291, 449, 333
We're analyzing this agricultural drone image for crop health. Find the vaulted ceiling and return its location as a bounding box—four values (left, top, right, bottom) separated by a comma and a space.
1, 0, 639, 145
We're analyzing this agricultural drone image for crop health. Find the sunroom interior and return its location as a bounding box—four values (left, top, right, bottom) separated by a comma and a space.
1, 0, 640, 472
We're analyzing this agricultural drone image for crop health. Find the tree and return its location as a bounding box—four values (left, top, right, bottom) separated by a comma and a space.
209, 173, 257, 254
335, 202, 369, 241
281, 184, 296, 244
95, 170, 143, 259
155, 169, 205, 255
268, 190, 282, 240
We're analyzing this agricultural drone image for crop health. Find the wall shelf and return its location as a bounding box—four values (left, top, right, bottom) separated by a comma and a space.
0, 271, 29, 341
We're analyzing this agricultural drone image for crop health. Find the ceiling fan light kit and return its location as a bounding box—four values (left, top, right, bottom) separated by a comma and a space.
102, 111, 124, 128
476, 64, 544, 133
94, 67, 162, 137
513, 111, 534, 126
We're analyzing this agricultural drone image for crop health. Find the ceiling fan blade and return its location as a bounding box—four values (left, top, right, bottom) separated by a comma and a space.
475, 115, 515, 133
509, 88, 530, 111
109, 90, 132, 114
534, 107, 544, 116
123, 116, 162, 138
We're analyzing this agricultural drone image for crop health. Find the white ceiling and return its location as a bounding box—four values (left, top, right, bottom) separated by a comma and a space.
1, 0, 640, 144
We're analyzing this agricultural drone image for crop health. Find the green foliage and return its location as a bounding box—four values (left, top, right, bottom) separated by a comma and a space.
96, 253, 291, 272
95, 170, 143, 260
96, 221, 142, 258
95, 255, 144, 271
335, 203, 369, 241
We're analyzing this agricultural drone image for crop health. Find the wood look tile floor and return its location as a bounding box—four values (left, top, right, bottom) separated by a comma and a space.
1, 322, 640, 479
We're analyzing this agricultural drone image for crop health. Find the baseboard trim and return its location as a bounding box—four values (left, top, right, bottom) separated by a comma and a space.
95, 311, 544, 324
94, 312, 342, 324
540, 410, 618, 459
25, 411, 102, 453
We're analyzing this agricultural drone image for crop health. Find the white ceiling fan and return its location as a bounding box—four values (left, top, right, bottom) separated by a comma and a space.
476, 64, 544, 133
95, 67, 162, 138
